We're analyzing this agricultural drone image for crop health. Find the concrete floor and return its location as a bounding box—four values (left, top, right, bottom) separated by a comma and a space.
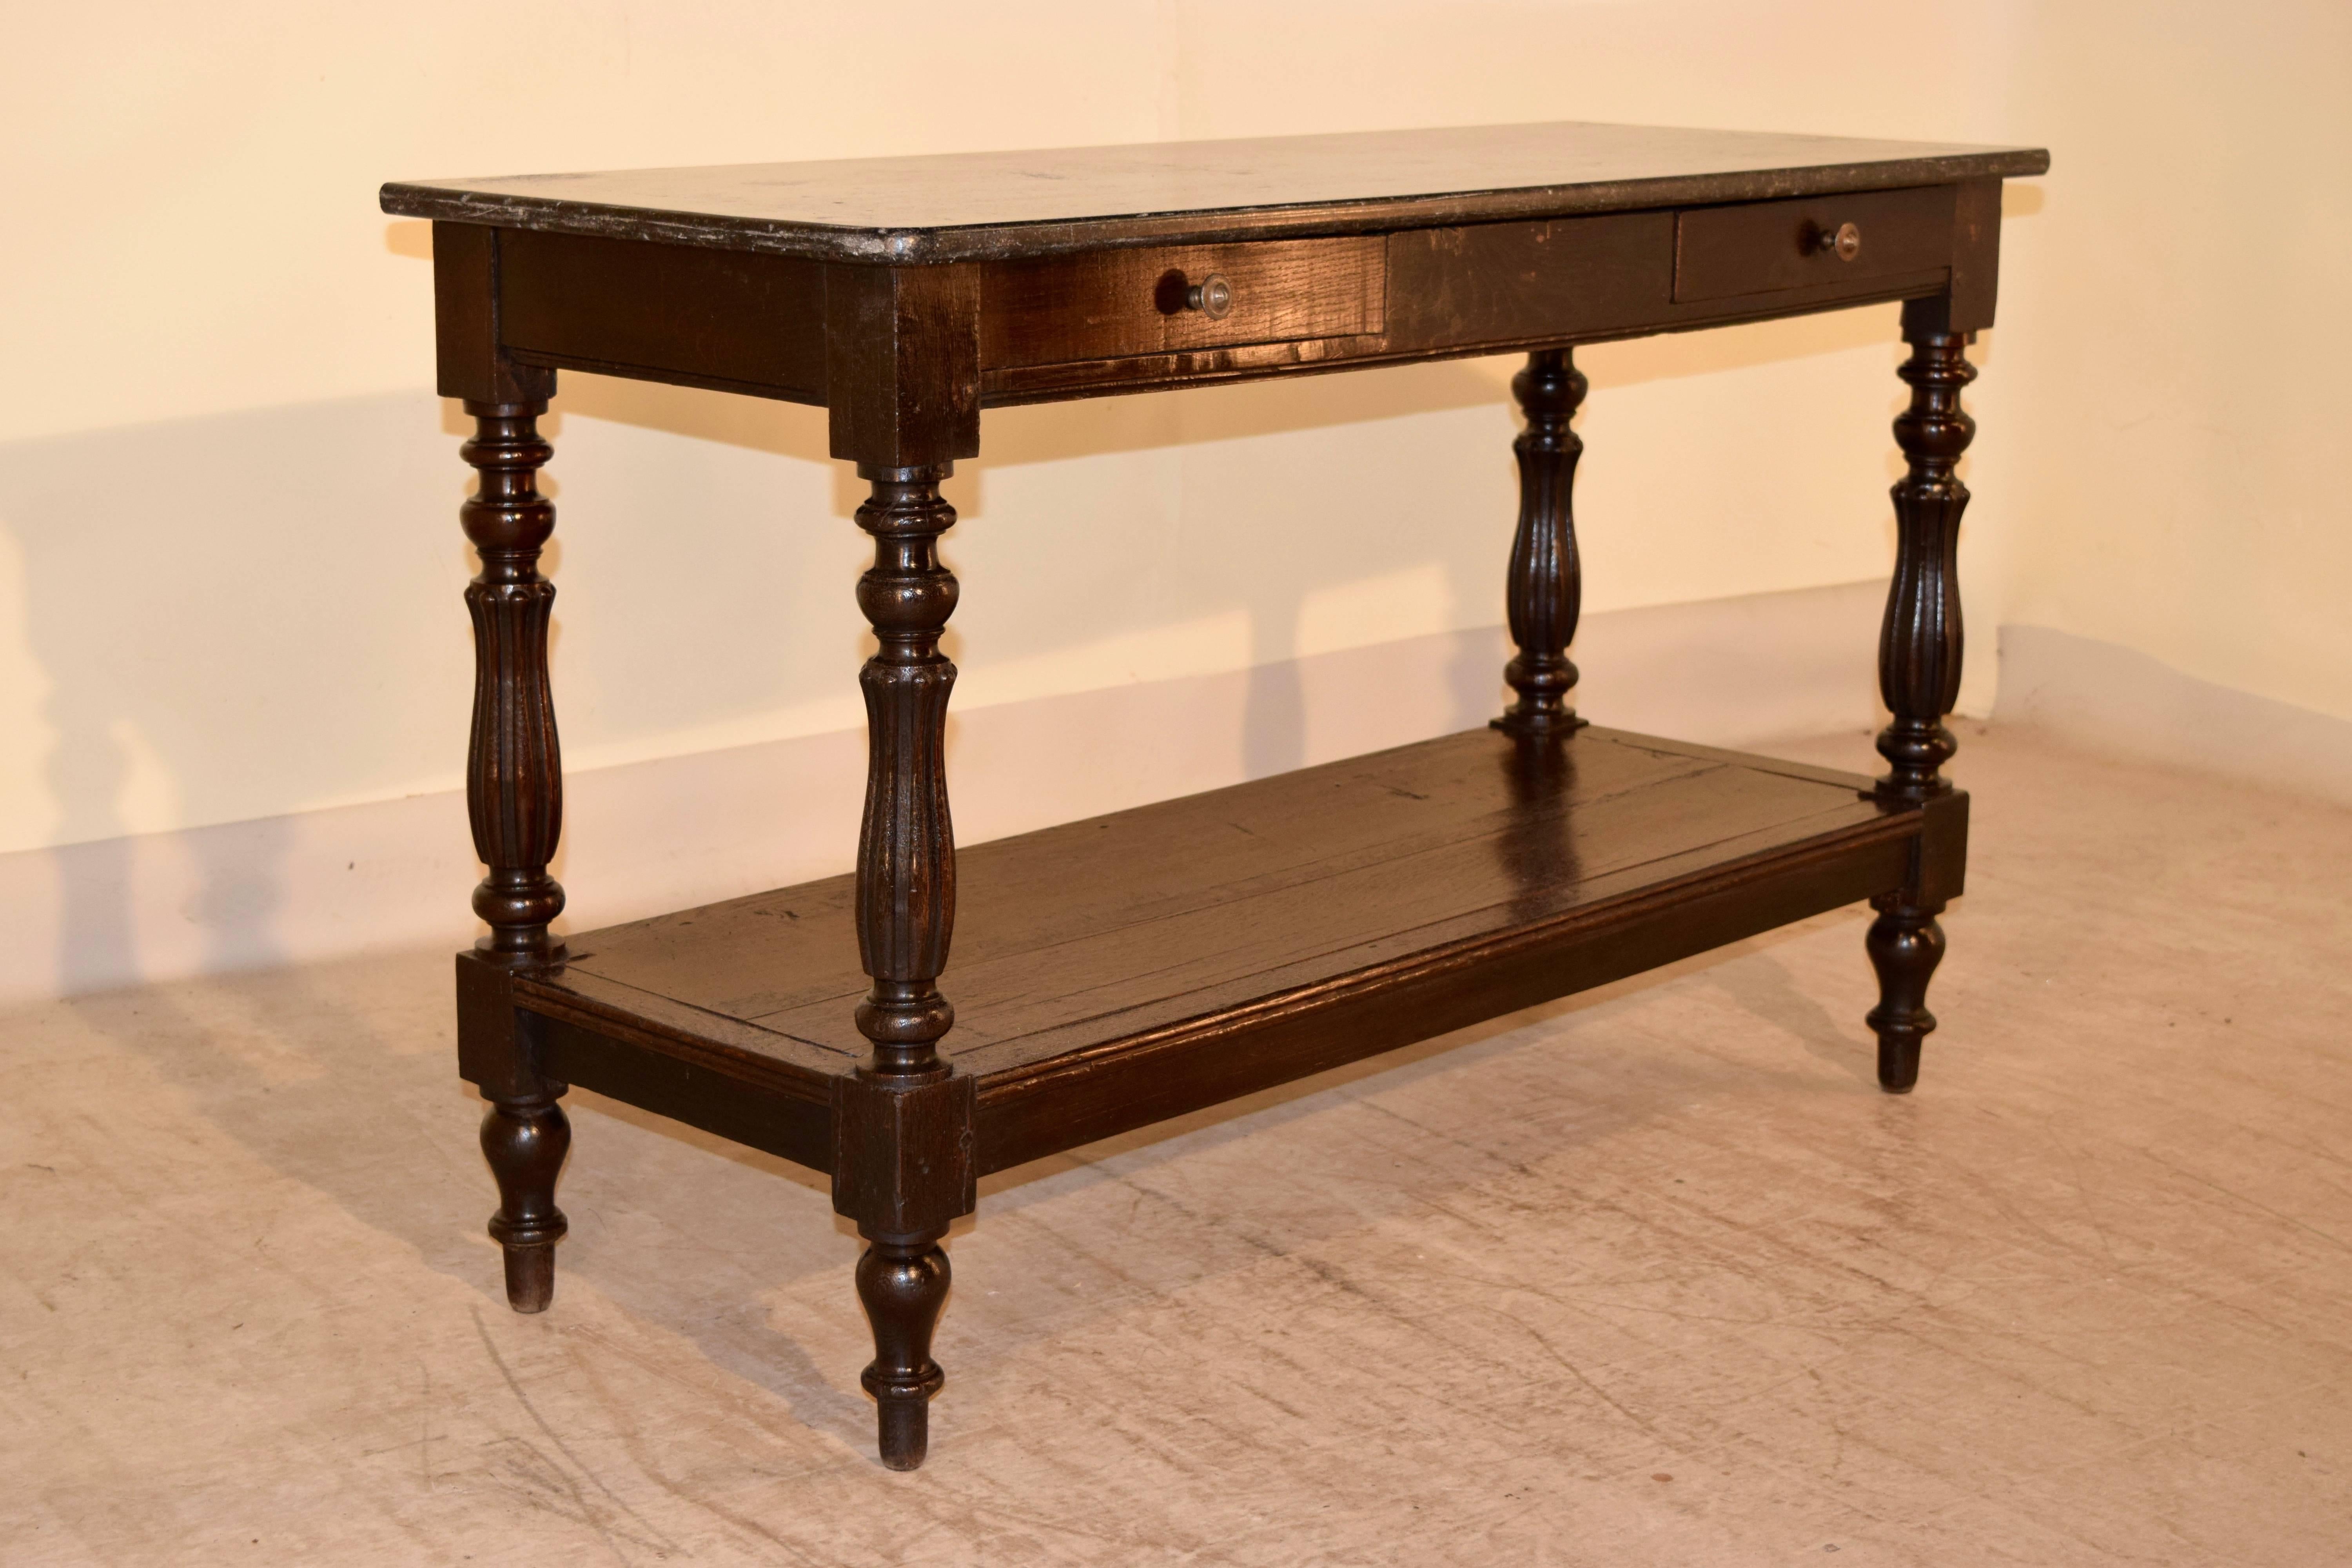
4, 723, 2349, 1566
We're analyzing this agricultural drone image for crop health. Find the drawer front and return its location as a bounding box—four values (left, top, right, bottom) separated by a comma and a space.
982, 236, 1386, 369
1673, 185, 1955, 302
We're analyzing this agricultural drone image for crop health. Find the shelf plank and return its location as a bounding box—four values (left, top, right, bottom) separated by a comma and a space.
524, 726, 1918, 1172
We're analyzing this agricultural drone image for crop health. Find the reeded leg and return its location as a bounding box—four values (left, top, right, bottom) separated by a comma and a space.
848, 466, 958, 1073
833, 464, 976, 1468
1866, 896, 1945, 1093
1875, 321, 1975, 804
461, 401, 566, 964
459, 399, 573, 1303
1869, 307, 1976, 1090
481, 1094, 571, 1311
1494, 347, 1589, 737
856, 1235, 952, 1470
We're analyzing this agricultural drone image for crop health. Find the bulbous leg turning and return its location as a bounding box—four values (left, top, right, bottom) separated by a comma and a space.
1865, 897, 1945, 1094
456, 399, 573, 1310
1866, 314, 1975, 1093
856, 1234, 951, 1470
481, 1094, 570, 1312
1494, 348, 1589, 736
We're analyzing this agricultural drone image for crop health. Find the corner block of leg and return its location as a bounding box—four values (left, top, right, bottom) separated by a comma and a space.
831, 1069, 976, 1238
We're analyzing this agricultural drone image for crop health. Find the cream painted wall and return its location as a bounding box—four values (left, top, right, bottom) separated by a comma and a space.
1985, 5, 2352, 723
0, 1, 2334, 867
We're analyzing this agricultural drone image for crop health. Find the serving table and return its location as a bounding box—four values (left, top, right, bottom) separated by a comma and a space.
380, 121, 2048, 1470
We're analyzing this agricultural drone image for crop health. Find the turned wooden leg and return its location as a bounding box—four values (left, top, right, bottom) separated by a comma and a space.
1868, 305, 1976, 1091
1875, 316, 1974, 804
849, 466, 958, 1074
856, 1234, 952, 1469
481, 1093, 571, 1310
459, 398, 573, 1304
1866, 896, 1945, 1093
832, 463, 977, 1469
461, 401, 566, 965
1494, 347, 1589, 737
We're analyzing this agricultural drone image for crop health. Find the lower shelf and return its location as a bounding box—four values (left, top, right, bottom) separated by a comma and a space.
508, 726, 1959, 1175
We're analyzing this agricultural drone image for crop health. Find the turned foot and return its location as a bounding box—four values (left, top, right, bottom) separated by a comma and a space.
1865, 896, 1946, 1093
480, 1094, 570, 1312
855, 1234, 951, 1470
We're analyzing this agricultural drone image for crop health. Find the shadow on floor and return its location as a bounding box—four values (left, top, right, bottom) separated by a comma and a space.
50, 893, 1883, 1462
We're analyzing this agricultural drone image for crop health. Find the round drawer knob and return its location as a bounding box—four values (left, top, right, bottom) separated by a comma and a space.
1186, 273, 1233, 318
1813, 221, 1862, 262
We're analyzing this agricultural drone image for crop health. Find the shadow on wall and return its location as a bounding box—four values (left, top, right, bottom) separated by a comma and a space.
550, 355, 1534, 785
550, 294, 1896, 787
0, 270, 1897, 996
0, 395, 473, 993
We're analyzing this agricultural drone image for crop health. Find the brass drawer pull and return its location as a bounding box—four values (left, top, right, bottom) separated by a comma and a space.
1185, 272, 1232, 318
1809, 220, 1862, 261
1149, 267, 1234, 319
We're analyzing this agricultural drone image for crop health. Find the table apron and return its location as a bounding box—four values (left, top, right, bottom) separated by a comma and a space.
474, 183, 1986, 411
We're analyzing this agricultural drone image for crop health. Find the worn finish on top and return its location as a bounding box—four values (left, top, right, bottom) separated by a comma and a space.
380, 120, 2048, 264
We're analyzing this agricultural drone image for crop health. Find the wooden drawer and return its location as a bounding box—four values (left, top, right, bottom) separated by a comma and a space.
1673, 185, 1955, 302
982, 237, 1386, 369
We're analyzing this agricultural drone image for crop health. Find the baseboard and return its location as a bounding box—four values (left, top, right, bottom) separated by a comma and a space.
0, 579, 1888, 1005
1994, 625, 2352, 809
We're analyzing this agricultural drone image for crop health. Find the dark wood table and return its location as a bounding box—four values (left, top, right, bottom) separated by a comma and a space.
381, 121, 2049, 1470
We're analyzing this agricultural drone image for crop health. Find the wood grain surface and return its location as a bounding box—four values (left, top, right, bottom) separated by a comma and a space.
981, 237, 1385, 367
382, 121, 2047, 263
526, 728, 1920, 1087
